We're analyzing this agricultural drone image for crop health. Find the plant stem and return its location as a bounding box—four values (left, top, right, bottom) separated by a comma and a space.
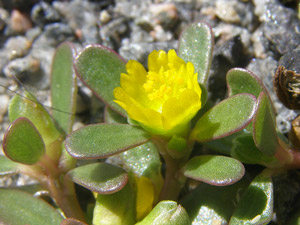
152, 137, 193, 201
48, 175, 85, 221
39, 154, 85, 221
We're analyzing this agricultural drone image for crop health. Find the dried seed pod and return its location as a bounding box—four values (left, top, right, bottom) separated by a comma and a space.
274, 65, 300, 110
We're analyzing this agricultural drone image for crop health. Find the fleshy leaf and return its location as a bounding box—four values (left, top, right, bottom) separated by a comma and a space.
231, 133, 279, 167
0, 155, 19, 176
229, 171, 273, 225
178, 21, 213, 85
120, 141, 163, 202
93, 182, 135, 225
3, 117, 45, 165
74, 45, 126, 116
104, 106, 127, 124
8, 91, 61, 146
226, 68, 264, 98
67, 162, 128, 194
136, 200, 190, 225
0, 189, 63, 225
65, 123, 150, 159
51, 42, 77, 134
182, 179, 249, 224
191, 94, 256, 142
253, 92, 279, 156
183, 155, 245, 186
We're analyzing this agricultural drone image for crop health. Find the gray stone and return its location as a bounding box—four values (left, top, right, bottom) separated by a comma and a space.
31, 1, 61, 27
4, 36, 31, 60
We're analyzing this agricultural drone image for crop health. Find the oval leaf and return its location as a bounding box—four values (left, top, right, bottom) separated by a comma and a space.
68, 162, 128, 194
231, 133, 279, 167
229, 171, 273, 225
183, 155, 245, 186
191, 94, 256, 142
0, 155, 19, 176
74, 45, 126, 115
0, 189, 63, 225
3, 117, 45, 165
136, 201, 190, 225
181, 179, 249, 224
253, 92, 279, 156
226, 68, 264, 98
93, 182, 135, 225
120, 141, 163, 203
8, 91, 61, 146
65, 123, 150, 159
51, 42, 77, 134
178, 21, 213, 85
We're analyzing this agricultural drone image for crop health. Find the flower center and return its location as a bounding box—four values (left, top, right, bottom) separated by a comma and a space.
143, 66, 185, 103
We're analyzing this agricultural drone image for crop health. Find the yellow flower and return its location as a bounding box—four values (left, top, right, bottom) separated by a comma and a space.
114, 49, 201, 136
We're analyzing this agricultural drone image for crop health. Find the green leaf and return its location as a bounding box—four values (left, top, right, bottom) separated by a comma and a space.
74, 45, 126, 116
226, 68, 264, 98
67, 162, 128, 194
178, 21, 213, 85
61, 218, 88, 225
229, 171, 273, 225
0, 155, 19, 176
3, 117, 45, 165
66, 123, 150, 159
191, 94, 256, 142
0, 189, 63, 225
120, 141, 163, 200
253, 92, 279, 156
136, 200, 190, 225
104, 106, 127, 124
181, 179, 249, 224
183, 155, 245, 186
51, 42, 77, 134
231, 133, 279, 166
93, 182, 135, 225
287, 209, 300, 225
9, 91, 61, 146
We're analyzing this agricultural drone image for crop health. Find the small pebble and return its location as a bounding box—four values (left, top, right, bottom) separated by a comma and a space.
10, 9, 32, 33
215, 1, 240, 23
4, 36, 32, 60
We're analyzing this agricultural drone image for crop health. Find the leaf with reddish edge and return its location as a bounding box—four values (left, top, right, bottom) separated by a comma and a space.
226, 68, 265, 98
0, 155, 19, 176
229, 171, 273, 225
191, 94, 256, 142
74, 44, 127, 116
253, 92, 279, 156
183, 155, 245, 186
178, 21, 214, 85
67, 163, 128, 194
65, 123, 150, 159
51, 42, 77, 134
3, 117, 45, 165
0, 189, 63, 225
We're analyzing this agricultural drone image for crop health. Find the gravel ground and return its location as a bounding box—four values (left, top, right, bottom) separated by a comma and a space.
0, 0, 299, 222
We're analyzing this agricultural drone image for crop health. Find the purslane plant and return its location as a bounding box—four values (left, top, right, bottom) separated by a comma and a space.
2, 21, 300, 225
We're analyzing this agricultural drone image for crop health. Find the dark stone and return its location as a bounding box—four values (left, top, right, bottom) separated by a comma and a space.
263, 2, 300, 56
42, 23, 74, 47
208, 35, 250, 101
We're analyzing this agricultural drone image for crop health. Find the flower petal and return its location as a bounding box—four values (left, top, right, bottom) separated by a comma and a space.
162, 89, 201, 130
114, 87, 163, 131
